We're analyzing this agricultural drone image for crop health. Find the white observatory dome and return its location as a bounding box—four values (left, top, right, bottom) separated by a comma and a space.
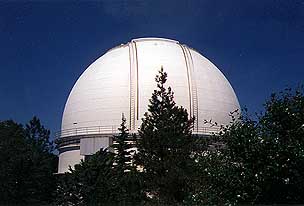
57, 37, 240, 173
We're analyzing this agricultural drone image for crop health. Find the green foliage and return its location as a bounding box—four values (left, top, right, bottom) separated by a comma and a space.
112, 114, 144, 203
25, 116, 54, 153
0, 117, 57, 205
2, 70, 300, 205
255, 87, 304, 203
56, 149, 117, 205
190, 87, 304, 205
135, 67, 195, 204
0, 120, 28, 203
24, 117, 58, 203
112, 114, 133, 174
56, 117, 143, 205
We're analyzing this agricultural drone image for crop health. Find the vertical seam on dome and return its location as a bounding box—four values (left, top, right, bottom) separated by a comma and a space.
185, 46, 199, 132
128, 42, 137, 131
134, 41, 139, 121
179, 44, 192, 119
128, 43, 132, 130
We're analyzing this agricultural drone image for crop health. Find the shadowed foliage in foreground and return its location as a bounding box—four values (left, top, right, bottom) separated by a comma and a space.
1, 70, 303, 205
188, 86, 304, 205
0, 117, 57, 205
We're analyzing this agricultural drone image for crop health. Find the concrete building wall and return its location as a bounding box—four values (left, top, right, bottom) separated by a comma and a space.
58, 145, 83, 173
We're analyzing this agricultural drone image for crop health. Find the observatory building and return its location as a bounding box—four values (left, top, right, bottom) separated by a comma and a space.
56, 37, 240, 173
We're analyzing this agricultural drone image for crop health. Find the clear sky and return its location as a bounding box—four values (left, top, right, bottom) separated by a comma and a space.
0, 0, 303, 137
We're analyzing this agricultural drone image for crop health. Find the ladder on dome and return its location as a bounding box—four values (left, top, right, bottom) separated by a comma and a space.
184, 46, 199, 133
129, 41, 138, 131
191, 80, 199, 132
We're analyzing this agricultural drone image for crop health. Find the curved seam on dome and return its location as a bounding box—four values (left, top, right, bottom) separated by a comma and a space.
128, 43, 134, 130
185, 47, 199, 132
179, 44, 192, 120
128, 42, 134, 130
134, 41, 139, 121
128, 41, 139, 131
132, 37, 179, 44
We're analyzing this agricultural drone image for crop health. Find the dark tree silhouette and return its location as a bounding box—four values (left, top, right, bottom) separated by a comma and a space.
135, 67, 195, 203
190, 87, 304, 205
56, 149, 116, 205
112, 114, 132, 174
0, 117, 57, 205
57, 117, 143, 205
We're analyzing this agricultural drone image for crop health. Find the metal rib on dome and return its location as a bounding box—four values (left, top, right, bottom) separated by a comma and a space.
128, 40, 139, 131
179, 44, 199, 132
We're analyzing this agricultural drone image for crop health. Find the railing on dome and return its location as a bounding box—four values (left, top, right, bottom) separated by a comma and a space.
192, 126, 221, 135
54, 125, 121, 139
54, 125, 221, 139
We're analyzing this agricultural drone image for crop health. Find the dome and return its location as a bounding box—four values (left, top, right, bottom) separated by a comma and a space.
57, 37, 240, 173
62, 37, 240, 132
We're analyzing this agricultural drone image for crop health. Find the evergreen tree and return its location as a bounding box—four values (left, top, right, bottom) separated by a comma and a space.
191, 87, 304, 205
24, 116, 58, 203
0, 117, 57, 205
111, 114, 144, 203
0, 120, 29, 204
56, 149, 117, 206
57, 116, 143, 206
112, 114, 132, 174
135, 67, 194, 203
255, 87, 304, 203
25, 116, 54, 153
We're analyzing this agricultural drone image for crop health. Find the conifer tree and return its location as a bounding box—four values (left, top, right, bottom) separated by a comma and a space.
0, 117, 57, 204
56, 149, 117, 205
112, 114, 143, 203
24, 116, 58, 203
25, 116, 54, 153
135, 67, 194, 203
57, 116, 143, 205
190, 87, 304, 205
113, 114, 132, 174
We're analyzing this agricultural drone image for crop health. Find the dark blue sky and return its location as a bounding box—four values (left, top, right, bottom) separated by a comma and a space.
0, 0, 303, 136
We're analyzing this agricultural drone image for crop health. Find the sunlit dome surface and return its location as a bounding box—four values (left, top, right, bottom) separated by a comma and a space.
57, 37, 240, 173
62, 37, 240, 133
